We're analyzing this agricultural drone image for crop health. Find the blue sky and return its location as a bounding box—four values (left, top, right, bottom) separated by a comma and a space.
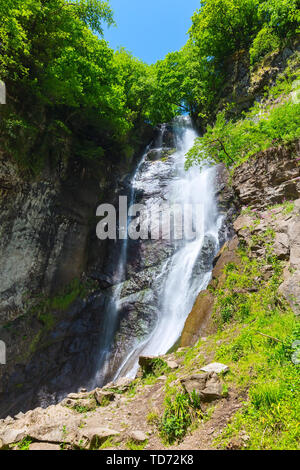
103, 0, 201, 64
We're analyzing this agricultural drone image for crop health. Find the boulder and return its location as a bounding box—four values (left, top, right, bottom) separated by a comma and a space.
129, 430, 147, 442
29, 442, 61, 451
181, 372, 223, 402
103, 377, 134, 393
279, 270, 300, 315
200, 363, 229, 374
61, 396, 97, 412
232, 140, 300, 209
115, 377, 134, 390
0, 428, 27, 448
138, 356, 158, 375
166, 360, 179, 370
73, 427, 120, 449
94, 390, 115, 406
180, 290, 214, 347
273, 232, 290, 260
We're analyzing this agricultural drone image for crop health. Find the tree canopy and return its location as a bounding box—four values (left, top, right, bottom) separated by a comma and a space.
0, 0, 299, 173
0, 0, 176, 173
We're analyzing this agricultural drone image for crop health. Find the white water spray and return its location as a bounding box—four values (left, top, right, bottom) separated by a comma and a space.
114, 116, 222, 378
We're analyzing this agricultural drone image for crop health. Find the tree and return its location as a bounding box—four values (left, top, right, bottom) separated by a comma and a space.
258, 0, 300, 39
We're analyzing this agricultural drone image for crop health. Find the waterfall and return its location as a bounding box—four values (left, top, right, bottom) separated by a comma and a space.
94, 116, 223, 385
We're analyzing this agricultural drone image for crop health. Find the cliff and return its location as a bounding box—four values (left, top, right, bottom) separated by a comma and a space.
0, 122, 154, 417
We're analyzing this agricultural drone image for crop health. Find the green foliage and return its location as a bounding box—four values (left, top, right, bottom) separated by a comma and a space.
0, 0, 177, 173
159, 390, 202, 444
190, 0, 260, 62
204, 218, 300, 450
1, 0, 298, 172
141, 357, 170, 381
99, 436, 120, 449
147, 411, 160, 426
186, 71, 300, 170
16, 437, 32, 450
154, 0, 299, 121
258, 0, 300, 39
126, 439, 148, 450
250, 26, 281, 65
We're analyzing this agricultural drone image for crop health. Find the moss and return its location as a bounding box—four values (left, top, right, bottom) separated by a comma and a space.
126, 439, 148, 450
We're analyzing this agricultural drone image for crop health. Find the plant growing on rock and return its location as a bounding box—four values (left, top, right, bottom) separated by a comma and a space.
159, 390, 203, 444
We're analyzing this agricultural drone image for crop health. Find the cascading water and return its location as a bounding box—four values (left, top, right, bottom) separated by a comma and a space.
93, 116, 223, 385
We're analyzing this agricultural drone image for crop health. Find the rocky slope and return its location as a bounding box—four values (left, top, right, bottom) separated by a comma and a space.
0, 358, 241, 451
181, 139, 300, 346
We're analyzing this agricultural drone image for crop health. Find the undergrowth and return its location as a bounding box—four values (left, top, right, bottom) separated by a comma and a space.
159, 389, 203, 445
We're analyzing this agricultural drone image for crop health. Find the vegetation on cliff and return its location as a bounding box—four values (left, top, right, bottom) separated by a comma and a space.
0, 0, 176, 174
0, 0, 300, 452
186, 65, 300, 169
1, 0, 299, 175
154, 0, 299, 121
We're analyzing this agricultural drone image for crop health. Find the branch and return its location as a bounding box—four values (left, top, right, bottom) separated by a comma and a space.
211, 138, 235, 163
256, 331, 284, 344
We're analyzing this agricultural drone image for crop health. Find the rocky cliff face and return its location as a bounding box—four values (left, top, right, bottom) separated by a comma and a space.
89, 120, 231, 385
181, 139, 300, 346
0, 126, 154, 418
215, 37, 300, 121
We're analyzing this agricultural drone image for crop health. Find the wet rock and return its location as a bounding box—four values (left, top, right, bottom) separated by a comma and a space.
147, 149, 162, 161
191, 235, 217, 276
181, 237, 240, 346
90, 273, 114, 289
180, 290, 214, 347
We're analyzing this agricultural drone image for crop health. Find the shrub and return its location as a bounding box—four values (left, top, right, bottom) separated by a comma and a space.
186, 94, 300, 170
250, 27, 281, 65
159, 391, 202, 444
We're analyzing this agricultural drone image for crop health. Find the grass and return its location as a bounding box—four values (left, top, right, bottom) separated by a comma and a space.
186, 63, 300, 170
126, 439, 148, 450
158, 390, 203, 445
180, 228, 300, 450
99, 437, 121, 450
16, 437, 32, 450
139, 357, 171, 387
